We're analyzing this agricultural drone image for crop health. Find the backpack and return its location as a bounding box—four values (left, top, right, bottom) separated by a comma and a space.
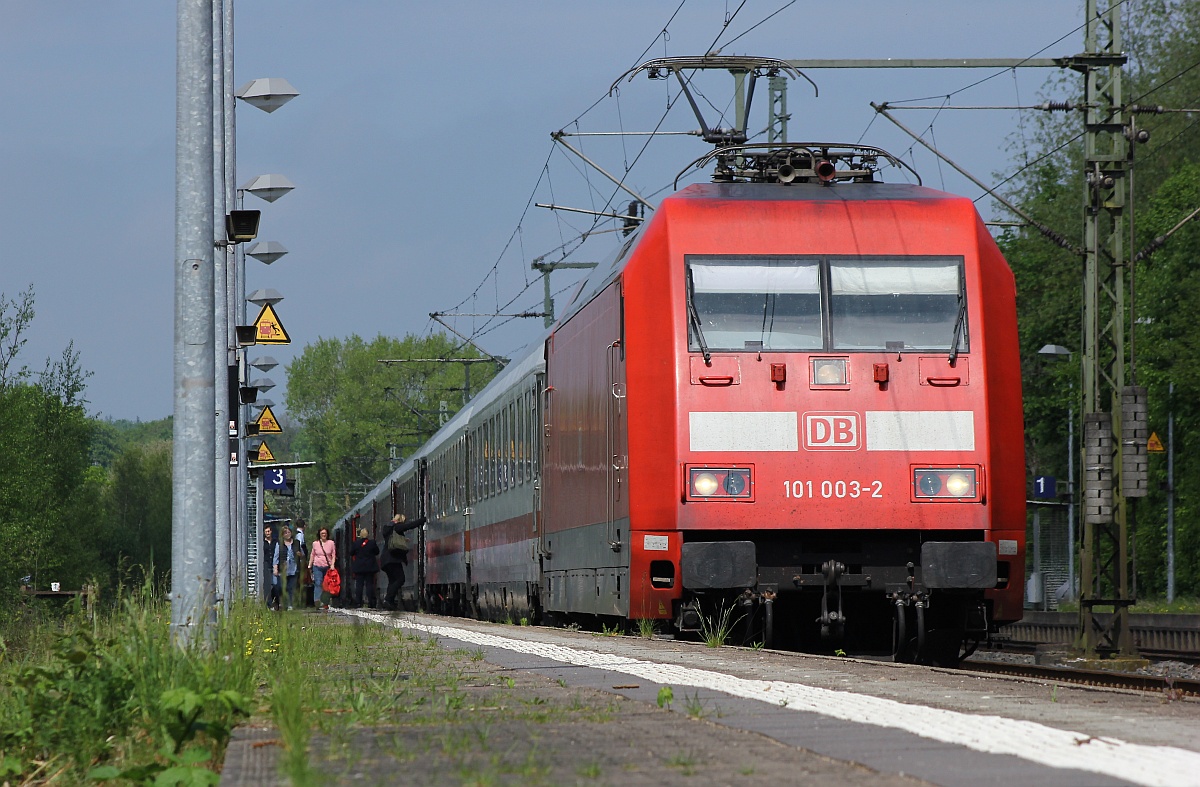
387, 527, 410, 555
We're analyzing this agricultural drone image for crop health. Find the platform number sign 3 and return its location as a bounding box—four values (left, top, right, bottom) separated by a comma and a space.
264, 468, 287, 490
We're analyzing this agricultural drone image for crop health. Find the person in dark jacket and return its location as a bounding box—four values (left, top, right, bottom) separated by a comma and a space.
348, 527, 380, 608
262, 524, 280, 610
381, 513, 425, 610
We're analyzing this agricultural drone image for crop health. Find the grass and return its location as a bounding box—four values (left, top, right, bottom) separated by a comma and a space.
698, 601, 743, 648
0, 578, 256, 785
1055, 597, 1200, 614
635, 617, 658, 639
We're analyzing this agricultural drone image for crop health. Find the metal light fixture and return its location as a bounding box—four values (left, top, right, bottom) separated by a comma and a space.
239, 385, 259, 404
250, 356, 279, 372
235, 325, 258, 347
247, 289, 284, 307
235, 78, 299, 113
250, 377, 276, 393
225, 210, 261, 243
246, 241, 288, 265
241, 174, 294, 203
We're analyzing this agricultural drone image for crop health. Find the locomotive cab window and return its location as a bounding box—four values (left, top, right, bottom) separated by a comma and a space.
688, 259, 822, 352
687, 256, 965, 354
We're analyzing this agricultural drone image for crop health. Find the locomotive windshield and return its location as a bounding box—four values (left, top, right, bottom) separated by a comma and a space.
687, 256, 966, 353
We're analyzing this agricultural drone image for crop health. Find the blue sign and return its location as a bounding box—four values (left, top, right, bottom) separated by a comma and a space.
1033, 475, 1057, 499
263, 468, 287, 490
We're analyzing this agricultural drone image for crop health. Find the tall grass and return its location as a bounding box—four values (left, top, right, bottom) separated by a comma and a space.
0, 577, 256, 784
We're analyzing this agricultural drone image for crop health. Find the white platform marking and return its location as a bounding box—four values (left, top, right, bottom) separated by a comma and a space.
347, 611, 1200, 787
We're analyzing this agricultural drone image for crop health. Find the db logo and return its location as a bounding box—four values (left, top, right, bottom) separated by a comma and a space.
803, 412, 859, 450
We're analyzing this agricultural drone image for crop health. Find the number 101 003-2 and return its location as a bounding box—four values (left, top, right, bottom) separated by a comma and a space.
784, 480, 883, 499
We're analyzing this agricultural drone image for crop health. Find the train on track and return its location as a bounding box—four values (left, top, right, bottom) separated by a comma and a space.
333, 60, 1025, 666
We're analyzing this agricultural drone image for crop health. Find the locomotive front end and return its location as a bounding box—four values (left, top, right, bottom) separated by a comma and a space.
623, 177, 1025, 664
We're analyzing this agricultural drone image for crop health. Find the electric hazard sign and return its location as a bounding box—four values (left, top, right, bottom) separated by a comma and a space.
252, 303, 290, 345
252, 441, 275, 463
255, 405, 282, 433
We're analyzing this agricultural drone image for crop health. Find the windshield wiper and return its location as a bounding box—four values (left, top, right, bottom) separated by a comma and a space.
948, 291, 967, 365
686, 268, 712, 364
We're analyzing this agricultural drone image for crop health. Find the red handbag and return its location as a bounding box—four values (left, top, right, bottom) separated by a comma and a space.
322, 566, 341, 595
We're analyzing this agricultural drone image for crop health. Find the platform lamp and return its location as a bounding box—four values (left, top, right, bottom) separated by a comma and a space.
235, 77, 299, 114
247, 241, 288, 266
248, 289, 284, 308
241, 174, 295, 203
1038, 344, 1075, 602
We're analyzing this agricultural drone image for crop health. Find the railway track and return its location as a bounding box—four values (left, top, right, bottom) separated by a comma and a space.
961, 657, 1200, 697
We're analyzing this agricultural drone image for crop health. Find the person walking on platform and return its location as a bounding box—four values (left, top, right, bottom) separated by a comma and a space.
263, 524, 280, 611
349, 527, 380, 608
308, 527, 336, 610
381, 513, 425, 610
273, 525, 303, 611
293, 519, 310, 605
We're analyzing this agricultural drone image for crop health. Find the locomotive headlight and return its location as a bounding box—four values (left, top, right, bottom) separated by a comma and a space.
917, 472, 941, 496
692, 472, 719, 496
812, 358, 848, 386
686, 466, 754, 501
723, 470, 747, 495
913, 466, 979, 501
945, 472, 973, 497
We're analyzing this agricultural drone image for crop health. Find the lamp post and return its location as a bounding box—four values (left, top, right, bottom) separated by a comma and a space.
1039, 344, 1075, 601
231, 76, 298, 602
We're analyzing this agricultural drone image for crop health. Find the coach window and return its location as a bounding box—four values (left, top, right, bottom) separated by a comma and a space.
489, 415, 497, 497
688, 257, 823, 352
517, 395, 526, 485
508, 401, 517, 488
829, 259, 964, 352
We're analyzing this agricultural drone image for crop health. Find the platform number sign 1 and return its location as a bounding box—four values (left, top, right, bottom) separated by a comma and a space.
264, 468, 287, 491
1034, 475, 1056, 499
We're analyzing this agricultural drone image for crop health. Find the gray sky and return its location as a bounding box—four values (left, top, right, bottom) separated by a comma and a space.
0, 1, 1087, 422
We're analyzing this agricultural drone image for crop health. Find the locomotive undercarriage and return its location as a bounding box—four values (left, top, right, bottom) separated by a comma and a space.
677, 531, 997, 666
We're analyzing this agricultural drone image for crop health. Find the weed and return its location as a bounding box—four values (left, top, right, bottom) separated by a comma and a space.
471, 647, 487, 662
657, 685, 674, 710
1051, 685, 1059, 703
667, 750, 697, 775
834, 648, 847, 657
740, 766, 756, 775
699, 601, 743, 648
600, 622, 622, 637
556, 678, 568, 688
577, 761, 603, 778
502, 677, 516, 689
750, 640, 765, 650
683, 691, 707, 719
635, 617, 658, 639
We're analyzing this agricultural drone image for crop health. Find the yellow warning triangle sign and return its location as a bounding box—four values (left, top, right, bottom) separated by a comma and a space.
254, 441, 275, 463
255, 405, 282, 433
252, 303, 291, 345
1148, 432, 1165, 453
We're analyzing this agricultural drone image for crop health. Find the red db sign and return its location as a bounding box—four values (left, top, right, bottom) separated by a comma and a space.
803, 412, 859, 450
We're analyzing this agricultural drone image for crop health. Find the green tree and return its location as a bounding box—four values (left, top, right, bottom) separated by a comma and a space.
285, 333, 497, 524
1000, 2, 1200, 599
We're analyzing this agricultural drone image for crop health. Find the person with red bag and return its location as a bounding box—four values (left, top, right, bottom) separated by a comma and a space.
308, 527, 337, 610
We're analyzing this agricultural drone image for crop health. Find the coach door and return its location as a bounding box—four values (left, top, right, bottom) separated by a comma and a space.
606, 293, 628, 552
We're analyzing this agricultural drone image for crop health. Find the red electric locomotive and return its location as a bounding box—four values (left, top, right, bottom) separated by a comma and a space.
336, 71, 1025, 666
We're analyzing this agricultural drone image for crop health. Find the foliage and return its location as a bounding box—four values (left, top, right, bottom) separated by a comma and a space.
285, 332, 497, 524
0, 581, 252, 784
1003, 2, 1200, 599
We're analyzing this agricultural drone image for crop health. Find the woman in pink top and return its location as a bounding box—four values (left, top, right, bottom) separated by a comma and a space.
308, 527, 336, 609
